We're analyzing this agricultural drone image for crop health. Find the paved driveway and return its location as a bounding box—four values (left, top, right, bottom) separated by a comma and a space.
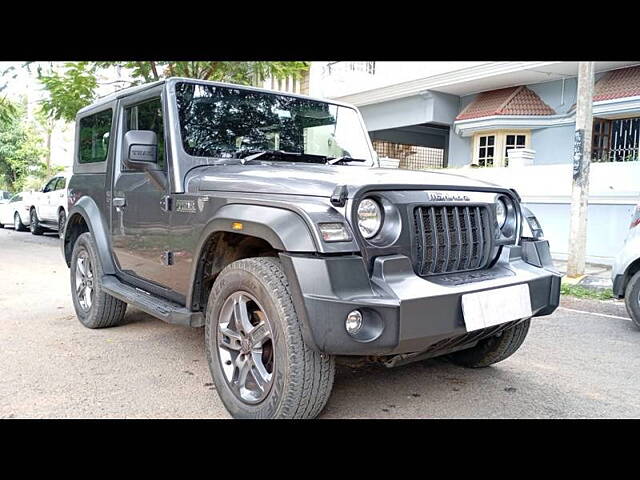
1, 227, 638, 418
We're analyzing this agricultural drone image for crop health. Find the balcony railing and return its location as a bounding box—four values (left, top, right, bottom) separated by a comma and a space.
323, 61, 376, 78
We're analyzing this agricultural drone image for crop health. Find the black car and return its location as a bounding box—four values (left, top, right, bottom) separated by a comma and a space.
62, 77, 561, 419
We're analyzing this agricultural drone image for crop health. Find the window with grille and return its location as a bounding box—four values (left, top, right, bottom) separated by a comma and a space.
472, 131, 529, 167
477, 135, 495, 167
504, 134, 526, 166
592, 117, 639, 162
372, 139, 445, 169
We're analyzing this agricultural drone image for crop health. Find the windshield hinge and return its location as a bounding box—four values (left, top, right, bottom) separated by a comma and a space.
160, 195, 172, 212
330, 185, 349, 207
162, 251, 174, 266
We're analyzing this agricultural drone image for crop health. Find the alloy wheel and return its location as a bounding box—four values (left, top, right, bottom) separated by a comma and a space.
217, 291, 275, 404
75, 250, 94, 311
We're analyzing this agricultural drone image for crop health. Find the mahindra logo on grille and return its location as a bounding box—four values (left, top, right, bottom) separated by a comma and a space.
428, 192, 471, 202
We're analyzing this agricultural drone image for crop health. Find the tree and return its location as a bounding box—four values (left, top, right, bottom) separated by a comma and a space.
0, 99, 47, 191
38, 62, 98, 122
37, 61, 310, 123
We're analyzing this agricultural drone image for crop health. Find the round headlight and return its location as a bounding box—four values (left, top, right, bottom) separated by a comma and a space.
496, 198, 507, 228
357, 198, 383, 239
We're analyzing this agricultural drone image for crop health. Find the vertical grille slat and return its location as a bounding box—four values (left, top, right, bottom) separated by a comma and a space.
414, 204, 492, 276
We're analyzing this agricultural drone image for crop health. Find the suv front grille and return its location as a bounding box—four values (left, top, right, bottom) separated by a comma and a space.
413, 205, 491, 276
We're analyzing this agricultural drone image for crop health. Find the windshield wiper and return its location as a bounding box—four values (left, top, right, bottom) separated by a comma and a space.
325, 156, 368, 165
236, 150, 327, 165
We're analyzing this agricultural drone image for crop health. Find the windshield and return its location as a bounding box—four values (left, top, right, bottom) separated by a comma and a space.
174, 82, 373, 164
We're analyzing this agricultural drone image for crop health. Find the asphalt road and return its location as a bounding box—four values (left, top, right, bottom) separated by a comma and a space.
1, 227, 639, 419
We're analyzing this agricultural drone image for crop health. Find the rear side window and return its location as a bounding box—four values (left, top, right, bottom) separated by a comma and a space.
79, 109, 113, 164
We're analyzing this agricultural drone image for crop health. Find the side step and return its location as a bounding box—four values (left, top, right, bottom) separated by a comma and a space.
101, 275, 204, 327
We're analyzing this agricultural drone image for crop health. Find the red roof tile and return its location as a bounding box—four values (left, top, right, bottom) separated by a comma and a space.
456, 86, 556, 120
593, 65, 640, 102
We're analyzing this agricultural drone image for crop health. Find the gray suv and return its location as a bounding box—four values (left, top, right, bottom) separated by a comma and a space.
62, 77, 561, 419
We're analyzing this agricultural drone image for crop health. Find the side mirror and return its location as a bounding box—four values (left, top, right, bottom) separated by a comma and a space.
124, 130, 158, 170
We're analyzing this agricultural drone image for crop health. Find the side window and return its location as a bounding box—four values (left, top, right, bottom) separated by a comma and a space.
124, 98, 165, 170
79, 109, 113, 164
43, 178, 57, 193
55, 177, 67, 190
10, 194, 22, 203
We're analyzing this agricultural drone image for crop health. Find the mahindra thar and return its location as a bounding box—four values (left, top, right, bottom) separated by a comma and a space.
62, 77, 561, 419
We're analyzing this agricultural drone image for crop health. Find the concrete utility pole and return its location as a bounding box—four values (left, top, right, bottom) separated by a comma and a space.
567, 62, 595, 277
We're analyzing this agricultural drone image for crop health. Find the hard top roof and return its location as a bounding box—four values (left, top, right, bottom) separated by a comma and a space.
77, 77, 356, 116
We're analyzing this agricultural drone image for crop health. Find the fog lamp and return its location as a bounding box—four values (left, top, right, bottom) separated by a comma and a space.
345, 310, 363, 336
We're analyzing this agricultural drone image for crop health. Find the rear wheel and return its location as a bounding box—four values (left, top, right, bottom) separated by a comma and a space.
624, 271, 640, 330
58, 209, 66, 239
449, 319, 531, 368
14, 212, 27, 232
70, 232, 127, 329
205, 257, 335, 419
29, 209, 44, 235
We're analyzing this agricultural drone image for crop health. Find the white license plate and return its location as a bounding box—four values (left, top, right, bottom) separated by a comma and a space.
461, 284, 532, 332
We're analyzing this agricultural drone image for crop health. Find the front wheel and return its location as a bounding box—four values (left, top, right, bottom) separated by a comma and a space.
14, 212, 27, 232
449, 319, 531, 368
624, 271, 640, 330
29, 209, 44, 235
205, 257, 335, 419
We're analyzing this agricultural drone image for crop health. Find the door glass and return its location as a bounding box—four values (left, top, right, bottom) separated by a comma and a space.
55, 177, 66, 190
124, 97, 165, 170
43, 178, 57, 193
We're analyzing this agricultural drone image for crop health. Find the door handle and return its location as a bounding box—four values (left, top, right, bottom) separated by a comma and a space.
113, 197, 126, 208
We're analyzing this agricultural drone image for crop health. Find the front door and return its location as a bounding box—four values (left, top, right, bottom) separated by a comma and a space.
110, 90, 172, 291
40, 177, 58, 221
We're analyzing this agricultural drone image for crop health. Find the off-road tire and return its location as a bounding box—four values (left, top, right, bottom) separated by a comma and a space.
624, 271, 640, 330
14, 212, 27, 232
449, 319, 531, 368
29, 209, 44, 235
205, 257, 335, 419
70, 232, 127, 329
58, 209, 66, 239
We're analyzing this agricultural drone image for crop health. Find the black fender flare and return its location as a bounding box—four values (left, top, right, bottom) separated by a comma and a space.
186, 204, 318, 308
63, 196, 116, 274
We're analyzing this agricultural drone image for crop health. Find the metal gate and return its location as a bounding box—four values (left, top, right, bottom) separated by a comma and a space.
372, 140, 446, 170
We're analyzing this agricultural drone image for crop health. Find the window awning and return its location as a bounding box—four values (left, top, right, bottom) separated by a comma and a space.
456, 86, 556, 120
594, 65, 640, 102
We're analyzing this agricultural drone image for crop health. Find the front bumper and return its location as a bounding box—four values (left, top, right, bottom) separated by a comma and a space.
280, 239, 561, 356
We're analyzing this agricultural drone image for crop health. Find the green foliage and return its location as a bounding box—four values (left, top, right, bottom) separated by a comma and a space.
37, 61, 309, 123
38, 62, 98, 122
560, 283, 614, 300
0, 96, 18, 126
0, 99, 47, 192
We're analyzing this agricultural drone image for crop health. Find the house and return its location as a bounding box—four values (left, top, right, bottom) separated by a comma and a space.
303, 61, 640, 266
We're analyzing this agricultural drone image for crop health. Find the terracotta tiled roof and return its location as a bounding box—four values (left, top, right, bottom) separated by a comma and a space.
456, 86, 556, 120
593, 65, 640, 101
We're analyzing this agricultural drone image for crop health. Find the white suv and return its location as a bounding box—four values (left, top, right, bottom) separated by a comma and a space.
612, 200, 640, 329
29, 173, 70, 238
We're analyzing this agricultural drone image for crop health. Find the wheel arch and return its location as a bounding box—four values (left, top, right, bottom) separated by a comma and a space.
186, 204, 318, 311
63, 196, 115, 273
621, 257, 640, 295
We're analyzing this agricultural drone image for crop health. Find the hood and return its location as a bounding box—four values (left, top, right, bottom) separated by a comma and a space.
190, 163, 504, 198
